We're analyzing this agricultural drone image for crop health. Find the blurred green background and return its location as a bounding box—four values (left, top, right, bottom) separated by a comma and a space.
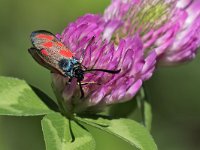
0, 0, 200, 149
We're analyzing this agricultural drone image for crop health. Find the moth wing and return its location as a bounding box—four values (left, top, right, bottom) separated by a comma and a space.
29, 30, 74, 76
31, 30, 57, 48
28, 47, 65, 75
30, 30, 73, 58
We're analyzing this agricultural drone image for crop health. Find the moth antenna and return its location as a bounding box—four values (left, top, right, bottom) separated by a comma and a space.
85, 69, 121, 74
80, 64, 96, 75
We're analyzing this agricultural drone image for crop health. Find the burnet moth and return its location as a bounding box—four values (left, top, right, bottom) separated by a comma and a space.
28, 30, 120, 98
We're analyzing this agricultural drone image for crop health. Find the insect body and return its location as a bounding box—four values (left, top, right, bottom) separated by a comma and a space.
29, 30, 120, 98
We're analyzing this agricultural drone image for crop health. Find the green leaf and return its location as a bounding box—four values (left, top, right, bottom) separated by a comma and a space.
0, 76, 53, 116
76, 114, 110, 127
77, 117, 157, 150
42, 113, 95, 150
30, 85, 59, 112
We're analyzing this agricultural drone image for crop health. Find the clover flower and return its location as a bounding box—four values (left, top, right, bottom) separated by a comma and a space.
104, 0, 200, 64
53, 14, 156, 114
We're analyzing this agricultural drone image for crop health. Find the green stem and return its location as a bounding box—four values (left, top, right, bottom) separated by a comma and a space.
136, 87, 145, 127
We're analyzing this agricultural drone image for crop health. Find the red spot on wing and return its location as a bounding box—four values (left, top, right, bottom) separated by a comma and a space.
59, 49, 73, 58
56, 42, 63, 47
41, 49, 49, 56
42, 42, 53, 48
36, 34, 54, 40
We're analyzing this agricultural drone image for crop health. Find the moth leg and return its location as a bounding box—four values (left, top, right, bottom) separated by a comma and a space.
78, 81, 84, 99
66, 78, 72, 85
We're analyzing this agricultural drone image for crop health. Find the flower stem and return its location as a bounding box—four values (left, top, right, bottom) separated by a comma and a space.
136, 87, 145, 126
51, 82, 73, 119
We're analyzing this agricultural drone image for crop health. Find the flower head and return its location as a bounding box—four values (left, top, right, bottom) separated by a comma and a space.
104, 0, 200, 64
53, 14, 156, 114
160, 0, 200, 64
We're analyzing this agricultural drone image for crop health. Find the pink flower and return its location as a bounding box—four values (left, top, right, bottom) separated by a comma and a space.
160, 0, 200, 64
52, 14, 156, 113
104, 0, 200, 65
